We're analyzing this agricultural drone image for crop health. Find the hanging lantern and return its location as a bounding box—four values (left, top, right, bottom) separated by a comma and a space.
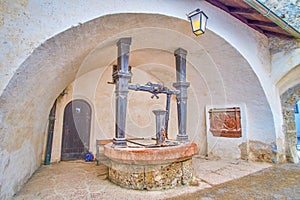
187, 8, 208, 36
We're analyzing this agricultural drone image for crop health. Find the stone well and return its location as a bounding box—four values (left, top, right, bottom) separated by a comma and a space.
104, 141, 197, 190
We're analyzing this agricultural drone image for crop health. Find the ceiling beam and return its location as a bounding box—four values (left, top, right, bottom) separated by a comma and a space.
263, 30, 293, 38
247, 20, 278, 27
228, 7, 258, 14
205, 0, 264, 34
205, 0, 230, 12
206, 0, 295, 38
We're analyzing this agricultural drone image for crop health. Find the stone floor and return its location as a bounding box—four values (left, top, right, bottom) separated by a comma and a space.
13, 157, 300, 200
167, 163, 300, 200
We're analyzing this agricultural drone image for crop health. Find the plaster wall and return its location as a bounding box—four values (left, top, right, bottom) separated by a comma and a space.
50, 52, 210, 161
272, 38, 300, 96
205, 104, 248, 159
272, 41, 300, 162
0, 0, 286, 162
277, 64, 300, 96
50, 68, 109, 162
50, 43, 275, 163
1, 0, 272, 96
272, 48, 300, 86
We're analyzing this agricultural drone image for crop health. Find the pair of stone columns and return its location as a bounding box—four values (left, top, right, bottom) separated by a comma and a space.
113, 38, 190, 146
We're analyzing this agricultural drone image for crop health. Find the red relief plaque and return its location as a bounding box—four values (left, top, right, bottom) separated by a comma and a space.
208, 107, 242, 138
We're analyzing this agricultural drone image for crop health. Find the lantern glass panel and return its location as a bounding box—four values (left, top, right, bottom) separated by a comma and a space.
200, 12, 208, 33
190, 14, 201, 34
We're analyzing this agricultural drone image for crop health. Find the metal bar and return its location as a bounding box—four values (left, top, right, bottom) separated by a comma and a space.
126, 139, 148, 147
95, 141, 100, 165
97, 137, 144, 146
126, 139, 163, 148
209, 107, 240, 113
45, 99, 57, 165
128, 83, 178, 95
165, 94, 171, 139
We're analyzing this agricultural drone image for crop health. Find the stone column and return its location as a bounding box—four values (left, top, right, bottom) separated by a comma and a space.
113, 38, 132, 147
173, 48, 190, 142
153, 109, 167, 145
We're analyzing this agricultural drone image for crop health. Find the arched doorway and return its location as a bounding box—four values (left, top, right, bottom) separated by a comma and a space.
61, 100, 92, 160
281, 83, 300, 163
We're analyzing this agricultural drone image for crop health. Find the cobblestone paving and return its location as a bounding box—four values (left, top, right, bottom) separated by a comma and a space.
13, 160, 207, 200
12, 159, 299, 200
167, 163, 300, 200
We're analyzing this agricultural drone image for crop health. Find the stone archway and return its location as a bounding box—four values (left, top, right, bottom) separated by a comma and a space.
281, 83, 300, 163
0, 12, 275, 198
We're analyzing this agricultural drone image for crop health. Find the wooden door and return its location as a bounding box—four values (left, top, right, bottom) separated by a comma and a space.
61, 100, 91, 160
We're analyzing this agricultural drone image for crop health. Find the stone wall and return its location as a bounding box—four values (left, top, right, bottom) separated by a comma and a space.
108, 159, 193, 190
269, 36, 299, 55
259, 0, 300, 30
280, 83, 300, 163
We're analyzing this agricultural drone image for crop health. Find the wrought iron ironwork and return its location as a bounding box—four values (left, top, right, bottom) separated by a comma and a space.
111, 39, 190, 147
128, 82, 178, 137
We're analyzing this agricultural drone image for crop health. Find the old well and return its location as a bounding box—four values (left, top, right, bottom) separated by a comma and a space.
103, 38, 197, 190
104, 141, 197, 190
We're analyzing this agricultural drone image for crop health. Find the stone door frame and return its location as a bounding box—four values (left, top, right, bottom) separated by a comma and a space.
280, 83, 300, 163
